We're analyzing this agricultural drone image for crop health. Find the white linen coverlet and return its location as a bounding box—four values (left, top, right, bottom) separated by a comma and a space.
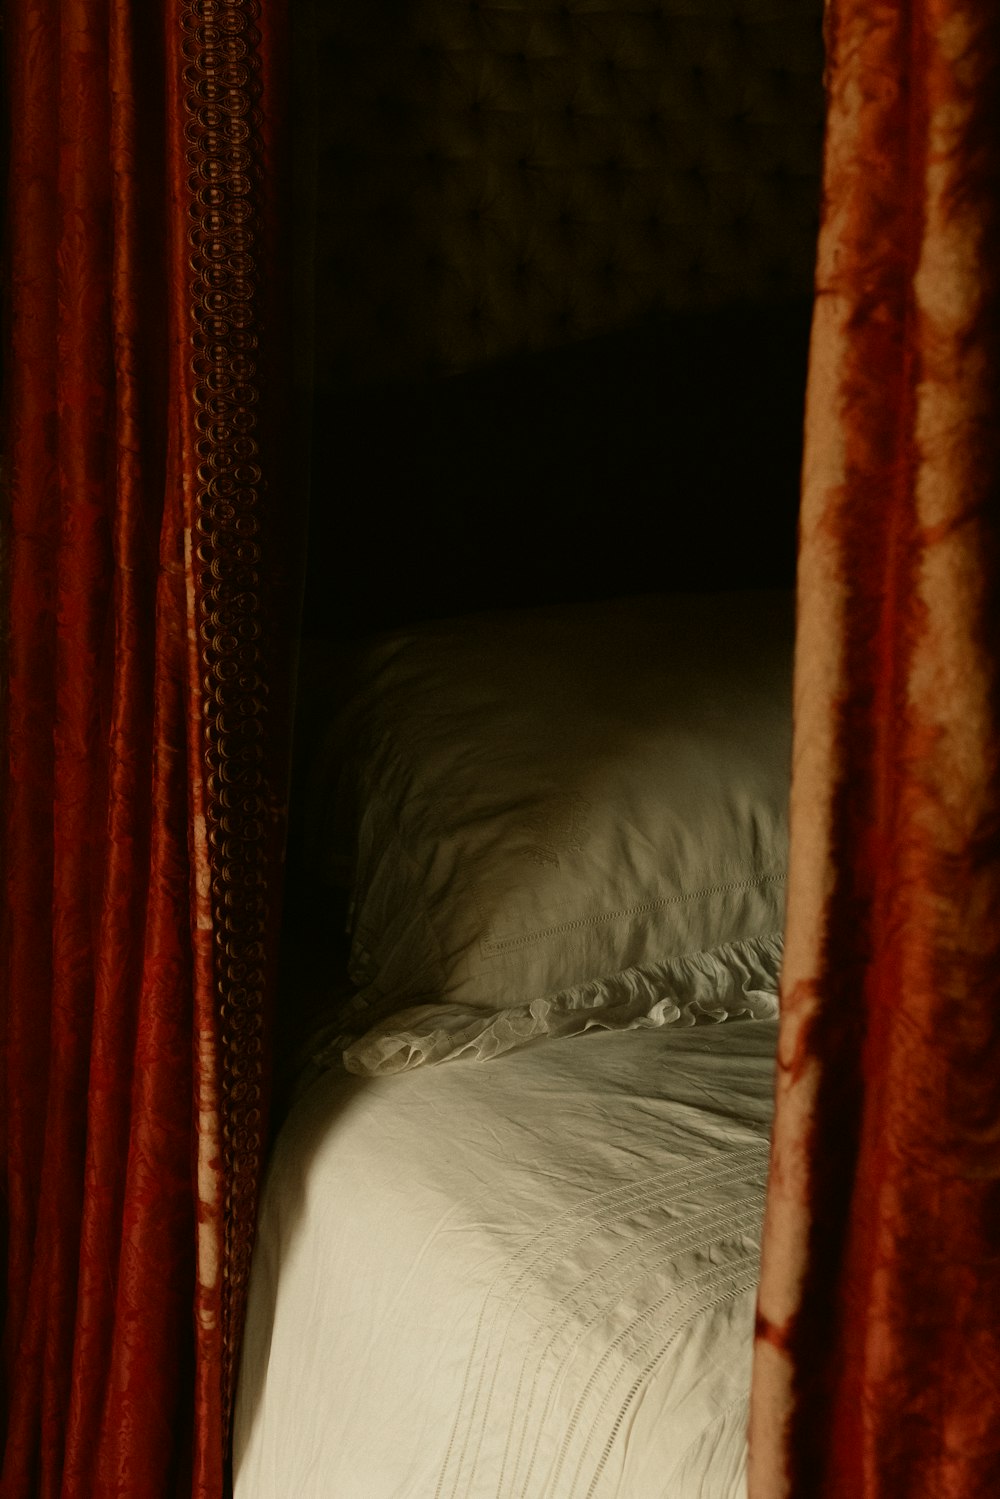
234, 1019, 776, 1499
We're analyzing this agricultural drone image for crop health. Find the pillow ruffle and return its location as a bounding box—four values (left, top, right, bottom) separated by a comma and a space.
325, 932, 783, 1077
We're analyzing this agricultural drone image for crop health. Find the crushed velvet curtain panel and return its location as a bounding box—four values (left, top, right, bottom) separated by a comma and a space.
751, 3, 1000, 1497
1, 2, 293, 1494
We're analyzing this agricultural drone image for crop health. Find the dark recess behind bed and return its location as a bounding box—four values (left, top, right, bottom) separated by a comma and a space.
295, 0, 825, 639
304, 296, 812, 637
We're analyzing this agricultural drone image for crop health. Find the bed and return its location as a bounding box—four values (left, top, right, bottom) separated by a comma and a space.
235, 0, 824, 1488
235, 1019, 778, 1499
233, 589, 794, 1496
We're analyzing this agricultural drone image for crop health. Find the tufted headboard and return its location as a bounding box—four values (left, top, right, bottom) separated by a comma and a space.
299, 0, 826, 636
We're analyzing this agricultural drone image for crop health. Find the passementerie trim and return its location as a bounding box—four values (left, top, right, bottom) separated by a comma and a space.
180, 0, 268, 1442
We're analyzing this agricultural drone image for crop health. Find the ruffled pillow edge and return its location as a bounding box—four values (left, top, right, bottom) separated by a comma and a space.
325, 931, 783, 1077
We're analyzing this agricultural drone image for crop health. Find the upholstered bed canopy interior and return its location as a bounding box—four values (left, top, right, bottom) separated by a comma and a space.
299, 0, 826, 636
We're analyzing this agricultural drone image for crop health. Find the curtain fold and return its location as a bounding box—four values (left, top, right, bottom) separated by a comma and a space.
1, 2, 293, 1494
750, 3, 1000, 1497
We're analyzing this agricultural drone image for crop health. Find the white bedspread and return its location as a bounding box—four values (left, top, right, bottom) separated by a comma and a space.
234, 1019, 777, 1499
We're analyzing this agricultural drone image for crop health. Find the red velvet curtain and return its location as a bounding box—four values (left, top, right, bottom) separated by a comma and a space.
1, 2, 293, 1495
750, 3, 1000, 1497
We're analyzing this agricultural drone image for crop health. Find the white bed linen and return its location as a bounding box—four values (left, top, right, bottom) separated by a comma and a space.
234, 1019, 777, 1499
322, 593, 793, 1066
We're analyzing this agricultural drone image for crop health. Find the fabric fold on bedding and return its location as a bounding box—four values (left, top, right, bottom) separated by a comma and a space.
235, 1018, 779, 1499
328, 933, 783, 1076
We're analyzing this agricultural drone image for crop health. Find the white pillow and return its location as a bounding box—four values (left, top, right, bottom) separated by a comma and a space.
318, 591, 792, 1071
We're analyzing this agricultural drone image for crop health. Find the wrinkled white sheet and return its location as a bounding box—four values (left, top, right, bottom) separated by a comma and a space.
234, 1019, 777, 1499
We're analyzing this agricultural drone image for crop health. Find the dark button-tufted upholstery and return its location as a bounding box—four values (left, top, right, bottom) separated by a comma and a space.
313, 0, 825, 389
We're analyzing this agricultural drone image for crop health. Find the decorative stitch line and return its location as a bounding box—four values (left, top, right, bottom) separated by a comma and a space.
463, 1151, 766, 1329
580, 1267, 760, 1499
480, 873, 785, 957
661, 1394, 752, 1493
547, 1257, 759, 1496
563, 1257, 757, 1445
434, 1146, 768, 1498
180, 0, 268, 1443
501, 1197, 764, 1498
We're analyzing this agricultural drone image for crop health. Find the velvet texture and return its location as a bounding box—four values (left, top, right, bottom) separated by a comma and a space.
750, 4, 1000, 1497
1, 2, 292, 1495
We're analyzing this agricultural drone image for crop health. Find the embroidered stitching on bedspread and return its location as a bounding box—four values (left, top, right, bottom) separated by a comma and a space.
572, 1262, 761, 1499
434, 1143, 768, 1499
499, 1200, 764, 1499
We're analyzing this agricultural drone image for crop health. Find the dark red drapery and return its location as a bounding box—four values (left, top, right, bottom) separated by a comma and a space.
751, 3, 1000, 1496
1, 2, 294, 1495
5, 0, 998, 1495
